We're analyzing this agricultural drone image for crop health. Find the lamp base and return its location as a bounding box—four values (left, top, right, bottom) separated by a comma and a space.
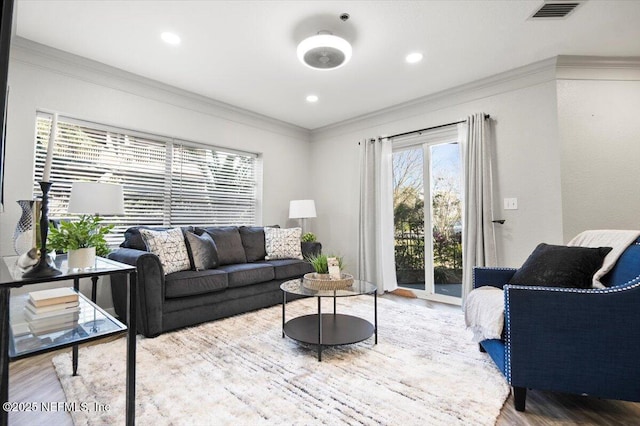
22, 257, 62, 278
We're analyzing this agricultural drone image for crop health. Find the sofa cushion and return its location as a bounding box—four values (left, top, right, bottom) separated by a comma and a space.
217, 263, 275, 288
602, 237, 640, 287
264, 259, 314, 280
121, 226, 194, 250
264, 227, 303, 260
165, 269, 228, 299
198, 226, 247, 266
184, 231, 219, 270
508, 243, 612, 288
139, 228, 191, 275
239, 226, 267, 262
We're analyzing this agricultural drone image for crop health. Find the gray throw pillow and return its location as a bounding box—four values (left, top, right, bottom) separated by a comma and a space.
184, 231, 219, 270
239, 226, 267, 262
197, 226, 247, 265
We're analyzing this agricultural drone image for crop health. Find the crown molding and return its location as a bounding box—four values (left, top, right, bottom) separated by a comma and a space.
10, 37, 310, 141
311, 57, 558, 141
556, 55, 640, 81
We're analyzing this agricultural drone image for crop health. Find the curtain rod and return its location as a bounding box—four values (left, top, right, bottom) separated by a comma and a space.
385, 114, 490, 140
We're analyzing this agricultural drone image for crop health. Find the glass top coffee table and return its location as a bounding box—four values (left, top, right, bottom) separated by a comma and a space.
280, 278, 377, 361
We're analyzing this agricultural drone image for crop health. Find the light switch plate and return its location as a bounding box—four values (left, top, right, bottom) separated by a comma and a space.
504, 198, 518, 210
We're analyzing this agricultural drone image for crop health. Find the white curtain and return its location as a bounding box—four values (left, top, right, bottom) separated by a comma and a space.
460, 114, 497, 303
358, 137, 398, 294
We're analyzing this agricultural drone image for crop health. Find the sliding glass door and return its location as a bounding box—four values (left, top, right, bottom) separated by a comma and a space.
393, 136, 463, 305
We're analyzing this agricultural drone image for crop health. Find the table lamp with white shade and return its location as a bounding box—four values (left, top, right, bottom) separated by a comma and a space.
68, 182, 125, 217
68, 182, 125, 314
289, 199, 316, 234
66, 182, 125, 270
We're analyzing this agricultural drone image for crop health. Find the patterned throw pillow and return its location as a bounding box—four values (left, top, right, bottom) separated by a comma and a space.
264, 227, 303, 260
139, 228, 191, 275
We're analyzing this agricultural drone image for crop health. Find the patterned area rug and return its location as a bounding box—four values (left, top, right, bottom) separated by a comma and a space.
53, 296, 509, 425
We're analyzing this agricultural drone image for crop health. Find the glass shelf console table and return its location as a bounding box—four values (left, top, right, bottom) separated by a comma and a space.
0, 255, 137, 426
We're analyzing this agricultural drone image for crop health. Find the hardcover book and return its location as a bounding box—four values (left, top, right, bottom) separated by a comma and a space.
28, 288, 78, 307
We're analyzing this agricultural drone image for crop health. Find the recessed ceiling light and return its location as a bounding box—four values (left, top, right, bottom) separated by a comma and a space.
161, 32, 181, 45
306, 95, 319, 103
405, 52, 423, 64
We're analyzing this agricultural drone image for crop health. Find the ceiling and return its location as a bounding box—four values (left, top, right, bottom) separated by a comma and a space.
13, 1, 640, 130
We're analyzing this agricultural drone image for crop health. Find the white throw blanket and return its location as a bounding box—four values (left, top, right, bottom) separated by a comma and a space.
568, 229, 640, 288
465, 230, 640, 341
464, 286, 504, 343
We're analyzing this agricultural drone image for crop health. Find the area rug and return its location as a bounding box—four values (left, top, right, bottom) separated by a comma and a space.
52, 296, 509, 425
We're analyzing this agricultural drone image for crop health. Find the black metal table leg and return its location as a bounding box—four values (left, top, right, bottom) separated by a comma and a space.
282, 291, 286, 338
0, 288, 10, 426
317, 297, 322, 361
374, 291, 378, 344
72, 278, 79, 376
126, 271, 137, 426
90, 276, 99, 303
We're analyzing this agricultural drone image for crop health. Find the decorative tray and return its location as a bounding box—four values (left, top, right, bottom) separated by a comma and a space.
302, 273, 354, 291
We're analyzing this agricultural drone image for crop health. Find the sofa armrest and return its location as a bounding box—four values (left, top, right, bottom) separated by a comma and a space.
473, 267, 517, 289
504, 283, 640, 399
108, 248, 165, 337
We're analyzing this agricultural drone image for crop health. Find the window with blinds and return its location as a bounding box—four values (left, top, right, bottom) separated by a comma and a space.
33, 113, 259, 246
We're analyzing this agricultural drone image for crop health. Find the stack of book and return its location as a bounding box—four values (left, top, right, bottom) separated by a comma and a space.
25, 288, 80, 335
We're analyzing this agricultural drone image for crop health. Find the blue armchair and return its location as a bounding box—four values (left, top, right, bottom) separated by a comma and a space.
473, 237, 640, 411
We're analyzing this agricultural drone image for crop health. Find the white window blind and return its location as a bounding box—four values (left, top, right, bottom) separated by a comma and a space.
33, 113, 259, 246
171, 143, 257, 226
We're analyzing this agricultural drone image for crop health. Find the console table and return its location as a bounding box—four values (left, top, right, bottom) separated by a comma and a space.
0, 255, 137, 426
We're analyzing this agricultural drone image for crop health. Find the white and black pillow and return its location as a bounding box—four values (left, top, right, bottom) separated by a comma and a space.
184, 231, 219, 270
264, 227, 303, 260
139, 228, 191, 275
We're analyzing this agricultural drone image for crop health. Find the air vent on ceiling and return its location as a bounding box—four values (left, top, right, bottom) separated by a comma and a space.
530, 1, 583, 19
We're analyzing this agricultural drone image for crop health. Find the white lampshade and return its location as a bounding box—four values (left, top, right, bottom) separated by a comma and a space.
68, 182, 125, 215
289, 200, 317, 219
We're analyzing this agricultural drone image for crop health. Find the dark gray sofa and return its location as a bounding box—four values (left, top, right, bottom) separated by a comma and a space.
108, 225, 320, 337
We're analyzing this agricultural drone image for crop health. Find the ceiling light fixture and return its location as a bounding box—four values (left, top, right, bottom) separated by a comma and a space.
306, 95, 319, 103
161, 32, 181, 45
297, 31, 352, 70
405, 52, 423, 64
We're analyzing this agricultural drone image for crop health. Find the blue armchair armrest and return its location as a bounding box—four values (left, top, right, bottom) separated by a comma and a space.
473, 267, 517, 290
504, 282, 640, 402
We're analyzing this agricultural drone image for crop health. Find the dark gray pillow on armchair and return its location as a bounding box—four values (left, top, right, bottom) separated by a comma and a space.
508, 243, 612, 289
184, 231, 219, 270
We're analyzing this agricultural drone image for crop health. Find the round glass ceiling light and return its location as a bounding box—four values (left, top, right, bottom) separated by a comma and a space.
405, 52, 423, 64
161, 32, 181, 45
297, 31, 352, 70
306, 95, 319, 103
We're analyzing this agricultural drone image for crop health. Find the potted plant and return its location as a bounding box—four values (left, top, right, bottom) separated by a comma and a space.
48, 215, 113, 269
306, 253, 344, 276
301, 232, 316, 242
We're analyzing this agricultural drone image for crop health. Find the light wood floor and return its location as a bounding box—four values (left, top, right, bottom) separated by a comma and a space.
7, 293, 640, 425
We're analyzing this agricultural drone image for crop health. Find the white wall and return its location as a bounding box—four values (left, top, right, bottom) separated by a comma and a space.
310, 61, 565, 272
309, 57, 640, 277
1, 40, 311, 309
558, 79, 640, 240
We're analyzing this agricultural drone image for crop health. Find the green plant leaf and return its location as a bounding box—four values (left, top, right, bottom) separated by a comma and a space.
48, 215, 114, 257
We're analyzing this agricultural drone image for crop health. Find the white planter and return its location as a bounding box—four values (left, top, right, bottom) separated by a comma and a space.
68, 247, 96, 270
